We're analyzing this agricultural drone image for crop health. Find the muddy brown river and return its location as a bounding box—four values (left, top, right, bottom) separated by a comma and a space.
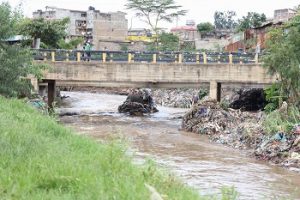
59, 91, 300, 200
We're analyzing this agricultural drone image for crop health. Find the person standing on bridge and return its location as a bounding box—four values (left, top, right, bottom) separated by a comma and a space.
85, 41, 92, 61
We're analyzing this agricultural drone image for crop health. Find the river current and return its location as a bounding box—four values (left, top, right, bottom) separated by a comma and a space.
58, 91, 300, 200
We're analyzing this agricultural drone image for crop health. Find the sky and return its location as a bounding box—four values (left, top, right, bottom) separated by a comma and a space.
3, 0, 300, 30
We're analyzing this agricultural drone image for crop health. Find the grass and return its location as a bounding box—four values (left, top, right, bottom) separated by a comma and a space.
0, 96, 211, 200
263, 105, 300, 135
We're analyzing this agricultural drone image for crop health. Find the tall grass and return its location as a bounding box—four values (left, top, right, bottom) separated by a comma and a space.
263, 105, 300, 135
0, 97, 213, 199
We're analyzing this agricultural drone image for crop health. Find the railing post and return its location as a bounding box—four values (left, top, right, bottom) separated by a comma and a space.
110, 53, 113, 63
255, 53, 259, 64
152, 53, 157, 63
178, 53, 182, 64
218, 55, 221, 64
66, 52, 69, 62
128, 53, 132, 63
203, 52, 207, 64
196, 53, 200, 64
229, 54, 233, 64
102, 53, 107, 63
239, 56, 243, 64
51, 51, 55, 62
76, 52, 81, 62
43, 52, 47, 61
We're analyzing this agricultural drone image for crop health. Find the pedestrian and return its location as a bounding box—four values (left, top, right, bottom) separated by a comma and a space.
85, 42, 92, 61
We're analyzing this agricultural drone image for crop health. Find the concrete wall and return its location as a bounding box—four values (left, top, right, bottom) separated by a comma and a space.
40, 61, 275, 87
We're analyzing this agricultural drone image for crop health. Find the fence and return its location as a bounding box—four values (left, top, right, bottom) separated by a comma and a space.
32, 49, 260, 64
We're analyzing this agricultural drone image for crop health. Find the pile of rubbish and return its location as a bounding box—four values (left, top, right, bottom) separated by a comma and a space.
182, 98, 300, 170
229, 88, 266, 111
255, 126, 300, 171
182, 98, 264, 149
118, 89, 159, 116
152, 88, 207, 108
27, 95, 48, 114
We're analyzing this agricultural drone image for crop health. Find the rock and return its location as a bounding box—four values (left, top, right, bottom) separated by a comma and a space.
118, 89, 159, 115
229, 88, 266, 111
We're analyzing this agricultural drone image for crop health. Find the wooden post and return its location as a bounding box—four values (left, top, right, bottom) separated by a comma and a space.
76, 52, 81, 62
128, 53, 132, 63
229, 54, 233, 64
102, 53, 107, 63
51, 51, 55, 62
203, 52, 207, 64
196, 53, 200, 64
178, 53, 182, 63
152, 53, 157, 63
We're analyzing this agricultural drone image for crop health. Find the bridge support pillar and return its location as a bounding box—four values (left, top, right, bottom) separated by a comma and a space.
47, 80, 56, 110
209, 81, 221, 102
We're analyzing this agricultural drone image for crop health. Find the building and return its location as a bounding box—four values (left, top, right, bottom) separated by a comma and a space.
225, 8, 297, 52
33, 6, 128, 50
274, 8, 297, 22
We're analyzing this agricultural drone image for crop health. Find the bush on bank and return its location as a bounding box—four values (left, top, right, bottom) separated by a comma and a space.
0, 97, 240, 199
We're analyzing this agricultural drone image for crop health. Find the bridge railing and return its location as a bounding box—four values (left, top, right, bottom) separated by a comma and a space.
31, 49, 260, 64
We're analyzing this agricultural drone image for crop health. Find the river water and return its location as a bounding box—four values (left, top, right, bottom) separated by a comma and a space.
58, 91, 300, 200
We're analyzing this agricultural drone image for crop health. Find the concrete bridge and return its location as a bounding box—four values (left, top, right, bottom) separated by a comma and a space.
33, 58, 276, 108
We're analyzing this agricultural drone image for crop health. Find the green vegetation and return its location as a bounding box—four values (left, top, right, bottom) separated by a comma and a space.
264, 83, 287, 113
147, 32, 179, 51
58, 38, 84, 50
263, 13, 300, 107
263, 105, 300, 134
20, 17, 71, 49
197, 22, 214, 38
126, 0, 187, 49
126, 0, 187, 35
0, 3, 44, 97
236, 12, 266, 32
214, 11, 237, 30
0, 97, 207, 199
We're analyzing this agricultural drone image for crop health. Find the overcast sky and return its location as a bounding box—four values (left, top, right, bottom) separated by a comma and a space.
3, 0, 299, 29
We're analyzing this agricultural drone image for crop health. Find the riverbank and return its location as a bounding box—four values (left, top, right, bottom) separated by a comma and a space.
182, 99, 300, 172
0, 96, 205, 199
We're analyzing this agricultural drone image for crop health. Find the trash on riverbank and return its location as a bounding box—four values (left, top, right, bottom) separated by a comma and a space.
229, 88, 266, 111
182, 98, 300, 170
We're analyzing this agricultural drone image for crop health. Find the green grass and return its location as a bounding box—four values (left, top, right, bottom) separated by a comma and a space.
0, 97, 208, 200
263, 106, 300, 135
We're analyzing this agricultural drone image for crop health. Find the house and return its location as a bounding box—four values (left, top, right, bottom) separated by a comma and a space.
33, 6, 128, 50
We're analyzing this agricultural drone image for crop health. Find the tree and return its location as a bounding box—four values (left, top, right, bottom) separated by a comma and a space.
0, 3, 44, 97
197, 22, 214, 38
263, 14, 300, 106
58, 38, 84, 50
214, 11, 237, 30
20, 17, 70, 49
237, 12, 266, 32
147, 32, 179, 51
126, 0, 187, 36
